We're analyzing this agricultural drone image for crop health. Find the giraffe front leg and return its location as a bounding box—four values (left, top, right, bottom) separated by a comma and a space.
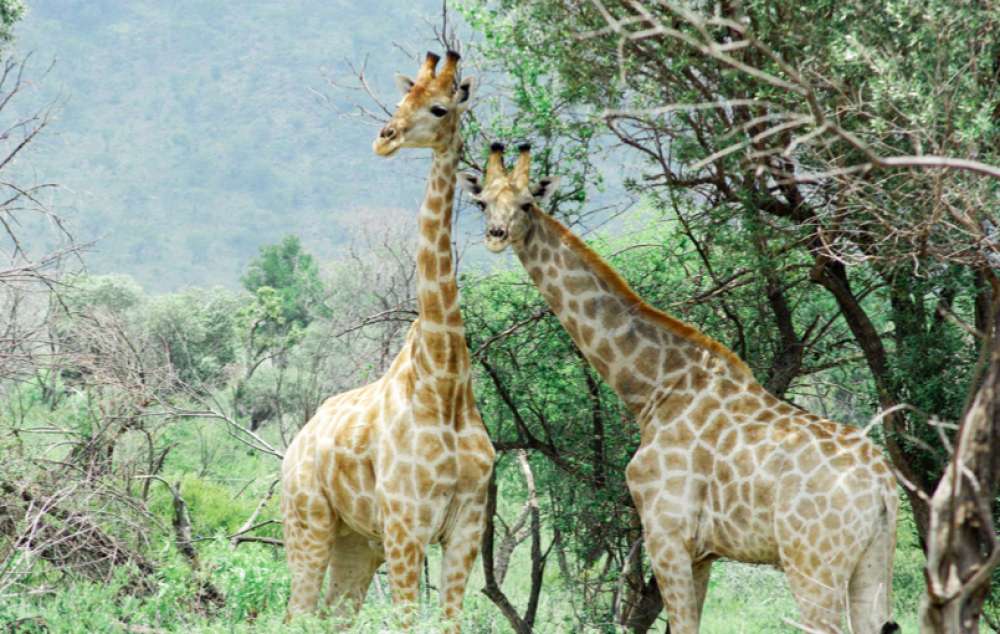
644, 531, 701, 634
438, 494, 489, 632
627, 447, 700, 632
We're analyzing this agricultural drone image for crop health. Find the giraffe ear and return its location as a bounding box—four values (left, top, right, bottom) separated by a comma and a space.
531, 176, 560, 204
455, 76, 476, 111
395, 73, 415, 95
458, 172, 483, 197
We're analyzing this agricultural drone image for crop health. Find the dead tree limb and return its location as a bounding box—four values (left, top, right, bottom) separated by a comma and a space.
137, 476, 224, 608
230, 478, 279, 550
921, 279, 1000, 632
0, 480, 155, 592
481, 450, 547, 634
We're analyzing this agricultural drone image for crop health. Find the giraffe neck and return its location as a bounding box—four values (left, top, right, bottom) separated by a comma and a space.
411, 126, 469, 381
513, 210, 753, 414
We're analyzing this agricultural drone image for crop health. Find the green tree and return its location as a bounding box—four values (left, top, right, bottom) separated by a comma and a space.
240, 235, 328, 334
0, 0, 23, 43
144, 288, 242, 387
235, 236, 328, 427
60, 273, 144, 314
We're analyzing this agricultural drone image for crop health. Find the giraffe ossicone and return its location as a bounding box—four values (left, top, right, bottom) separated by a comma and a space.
460, 143, 900, 634
281, 51, 493, 632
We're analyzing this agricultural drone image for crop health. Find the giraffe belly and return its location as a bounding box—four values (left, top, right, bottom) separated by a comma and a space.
700, 481, 780, 564
324, 453, 382, 539
700, 443, 783, 564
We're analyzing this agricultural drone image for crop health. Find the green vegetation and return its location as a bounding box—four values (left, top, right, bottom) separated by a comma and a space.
0, 219, 961, 631
0, 263, 928, 634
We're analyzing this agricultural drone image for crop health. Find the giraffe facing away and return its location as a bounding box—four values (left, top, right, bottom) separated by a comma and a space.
281, 52, 494, 630
459, 143, 900, 634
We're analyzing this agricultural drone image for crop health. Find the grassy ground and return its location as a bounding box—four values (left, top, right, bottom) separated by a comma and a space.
0, 502, 929, 632
0, 415, 965, 632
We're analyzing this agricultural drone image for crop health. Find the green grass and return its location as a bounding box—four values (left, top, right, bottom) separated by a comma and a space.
0, 407, 974, 632
0, 500, 949, 633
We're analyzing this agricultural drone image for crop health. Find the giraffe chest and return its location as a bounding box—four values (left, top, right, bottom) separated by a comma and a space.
630, 394, 790, 563
284, 366, 491, 544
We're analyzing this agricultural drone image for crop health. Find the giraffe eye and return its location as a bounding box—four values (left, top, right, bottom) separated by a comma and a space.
520, 203, 532, 212
430, 105, 449, 117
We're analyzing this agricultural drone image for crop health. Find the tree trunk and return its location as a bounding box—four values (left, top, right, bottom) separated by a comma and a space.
920, 280, 1000, 631
621, 572, 665, 633
481, 453, 547, 633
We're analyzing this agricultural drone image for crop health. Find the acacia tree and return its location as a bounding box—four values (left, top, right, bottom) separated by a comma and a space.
459, 0, 999, 629
234, 235, 328, 427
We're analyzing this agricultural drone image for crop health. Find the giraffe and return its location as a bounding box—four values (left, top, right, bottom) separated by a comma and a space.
459, 143, 900, 634
280, 51, 494, 630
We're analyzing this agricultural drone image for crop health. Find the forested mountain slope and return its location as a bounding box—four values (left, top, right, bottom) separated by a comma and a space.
12, 0, 441, 291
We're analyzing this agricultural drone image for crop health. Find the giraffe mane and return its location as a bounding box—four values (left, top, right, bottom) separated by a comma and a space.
536, 212, 755, 380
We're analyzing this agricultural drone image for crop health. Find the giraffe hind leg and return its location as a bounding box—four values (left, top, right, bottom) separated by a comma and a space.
782, 555, 850, 633
692, 556, 716, 624
324, 529, 384, 623
282, 496, 336, 621
848, 524, 896, 634
438, 494, 490, 632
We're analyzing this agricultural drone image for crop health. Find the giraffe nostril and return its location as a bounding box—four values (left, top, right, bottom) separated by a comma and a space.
380, 126, 397, 140
487, 227, 507, 239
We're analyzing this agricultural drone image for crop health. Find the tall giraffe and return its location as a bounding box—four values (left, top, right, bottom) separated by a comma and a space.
281, 52, 494, 630
459, 143, 899, 634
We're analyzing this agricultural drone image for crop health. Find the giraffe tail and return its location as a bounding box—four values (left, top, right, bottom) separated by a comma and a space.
881, 481, 900, 629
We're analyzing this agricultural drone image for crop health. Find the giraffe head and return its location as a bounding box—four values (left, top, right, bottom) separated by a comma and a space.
373, 51, 476, 157
458, 143, 560, 252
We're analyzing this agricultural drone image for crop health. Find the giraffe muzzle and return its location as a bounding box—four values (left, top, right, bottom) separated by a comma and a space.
372, 126, 403, 156
484, 226, 510, 252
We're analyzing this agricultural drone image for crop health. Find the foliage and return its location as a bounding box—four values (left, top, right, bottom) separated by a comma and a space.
241, 235, 328, 331
144, 288, 242, 386
0, 0, 22, 43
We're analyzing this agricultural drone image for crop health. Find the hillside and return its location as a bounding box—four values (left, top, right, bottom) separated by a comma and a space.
11, 0, 446, 291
